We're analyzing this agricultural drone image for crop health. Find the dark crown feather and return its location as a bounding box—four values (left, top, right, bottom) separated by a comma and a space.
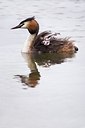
20, 16, 35, 24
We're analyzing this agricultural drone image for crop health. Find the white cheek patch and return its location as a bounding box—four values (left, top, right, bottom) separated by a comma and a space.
21, 22, 30, 28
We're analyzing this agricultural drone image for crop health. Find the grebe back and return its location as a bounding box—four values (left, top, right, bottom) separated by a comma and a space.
11, 16, 78, 53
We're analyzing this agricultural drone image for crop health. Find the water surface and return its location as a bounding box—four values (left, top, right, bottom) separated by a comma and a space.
0, 0, 85, 128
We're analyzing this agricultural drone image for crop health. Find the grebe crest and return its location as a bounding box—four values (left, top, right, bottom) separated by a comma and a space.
11, 16, 78, 53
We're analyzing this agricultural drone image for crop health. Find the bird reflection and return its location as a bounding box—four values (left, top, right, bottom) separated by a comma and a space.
33, 52, 75, 67
15, 51, 75, 88
15, 53, 40, 88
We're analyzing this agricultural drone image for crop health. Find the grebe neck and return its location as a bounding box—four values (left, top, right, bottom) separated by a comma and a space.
22, 33, 37, 53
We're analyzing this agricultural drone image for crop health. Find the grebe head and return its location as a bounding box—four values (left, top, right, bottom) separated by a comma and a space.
11, 16, 39, 35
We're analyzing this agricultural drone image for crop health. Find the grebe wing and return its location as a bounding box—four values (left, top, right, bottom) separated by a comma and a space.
34, 31, 74, 52
34, 31, 61, 47
34, 31, 51, 45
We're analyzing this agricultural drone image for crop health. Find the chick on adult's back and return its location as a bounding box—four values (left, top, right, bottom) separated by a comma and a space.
11, 16, 78, 53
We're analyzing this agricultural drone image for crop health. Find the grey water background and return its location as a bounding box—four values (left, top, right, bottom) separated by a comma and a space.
0, 0, 85, 128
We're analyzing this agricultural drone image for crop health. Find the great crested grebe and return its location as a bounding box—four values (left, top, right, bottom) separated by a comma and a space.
11, 16, 78, 53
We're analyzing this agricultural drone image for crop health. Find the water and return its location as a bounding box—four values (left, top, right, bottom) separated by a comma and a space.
0, 0, 85, 128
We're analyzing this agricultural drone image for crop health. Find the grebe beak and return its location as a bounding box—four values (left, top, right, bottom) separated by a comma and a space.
11, 23, 23, 29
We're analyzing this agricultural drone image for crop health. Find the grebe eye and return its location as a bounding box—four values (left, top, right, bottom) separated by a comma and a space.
19, 23, 24, 27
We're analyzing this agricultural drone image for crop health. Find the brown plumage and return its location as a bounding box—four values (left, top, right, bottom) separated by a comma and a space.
34, 31, 78, 53
11, 16, 78, 53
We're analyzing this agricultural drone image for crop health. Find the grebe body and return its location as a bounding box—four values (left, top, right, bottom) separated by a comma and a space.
12, 16, 78, 53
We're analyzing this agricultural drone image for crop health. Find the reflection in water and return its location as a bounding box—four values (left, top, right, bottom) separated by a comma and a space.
15, 52, 75, 88
33, 52, 75, 67
15, 53, 40, 88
